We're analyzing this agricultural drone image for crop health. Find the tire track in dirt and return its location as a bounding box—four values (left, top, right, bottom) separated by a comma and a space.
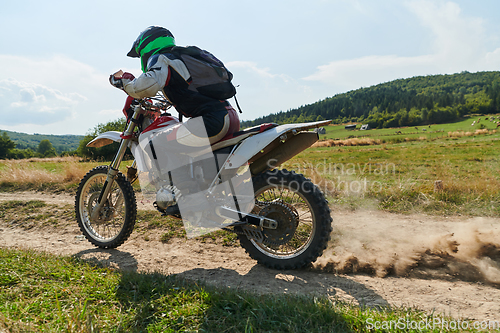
1, 191, 500, 321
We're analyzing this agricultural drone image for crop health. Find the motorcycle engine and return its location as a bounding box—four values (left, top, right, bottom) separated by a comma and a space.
155, 185, 180, 210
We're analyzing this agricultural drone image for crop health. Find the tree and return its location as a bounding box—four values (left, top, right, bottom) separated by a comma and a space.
8, 148, 35, 159
38, 139, 57, 157
77, 118, 127, 160
0, 132, 16, 159
240, 71, 500, 128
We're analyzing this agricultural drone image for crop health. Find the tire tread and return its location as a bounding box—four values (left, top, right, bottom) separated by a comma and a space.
75, 165, 137, 249
239, 169, 333, 269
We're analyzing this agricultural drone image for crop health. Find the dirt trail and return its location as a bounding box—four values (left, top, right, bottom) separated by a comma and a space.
1, 191, 500, 321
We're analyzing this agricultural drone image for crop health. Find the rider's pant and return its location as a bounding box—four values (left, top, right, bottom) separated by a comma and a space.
179, 103, 240, 146
157, 102, 240, 198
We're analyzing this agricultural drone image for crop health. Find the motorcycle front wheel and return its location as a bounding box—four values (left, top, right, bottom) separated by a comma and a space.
75, 165, 137, 249
238, 169, 333, 269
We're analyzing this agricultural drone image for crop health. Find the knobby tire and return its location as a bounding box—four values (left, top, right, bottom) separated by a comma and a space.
238, 169, 333, 269
75, 165, 137, 249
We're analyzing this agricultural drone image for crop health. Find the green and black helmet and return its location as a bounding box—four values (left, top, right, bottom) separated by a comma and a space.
127, 26, 176, 73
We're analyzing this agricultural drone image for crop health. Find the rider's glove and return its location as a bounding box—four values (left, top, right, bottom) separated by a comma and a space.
109, 72, 136, 90
109, 75, 123, 88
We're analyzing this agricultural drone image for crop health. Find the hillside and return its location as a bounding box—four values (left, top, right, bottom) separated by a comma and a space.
0, 129, 83, 154
3, 71, 500, 155
242, 71, 500, 128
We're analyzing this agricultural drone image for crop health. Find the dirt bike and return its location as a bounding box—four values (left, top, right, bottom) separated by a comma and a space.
75, 93, 333, 270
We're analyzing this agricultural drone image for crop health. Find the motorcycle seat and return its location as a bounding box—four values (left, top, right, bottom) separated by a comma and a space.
211, 123, 278, 151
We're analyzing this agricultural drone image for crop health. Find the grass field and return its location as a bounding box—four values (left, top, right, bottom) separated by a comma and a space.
282, 114, 500, 216
1, 115, 500, 216
1, 117, 499, 331
0, 247, 458, 332
0, 157, 132, 192
318, 114, 500, 142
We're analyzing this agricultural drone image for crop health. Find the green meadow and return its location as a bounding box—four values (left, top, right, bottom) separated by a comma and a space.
1, 116, 498, 331
1, 114, 500, 216
284, 114, 500, 216
0, 247, 462, 332
319, 114, 499, 141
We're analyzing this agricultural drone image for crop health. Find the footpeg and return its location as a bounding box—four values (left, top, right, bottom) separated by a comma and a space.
240, 225, 264, 243
215, 206, 277, 229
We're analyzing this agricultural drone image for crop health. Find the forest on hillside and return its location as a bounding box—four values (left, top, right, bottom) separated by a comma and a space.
3, 71, 500, 159
0, 130, 83, 154
241, 71, 500, 128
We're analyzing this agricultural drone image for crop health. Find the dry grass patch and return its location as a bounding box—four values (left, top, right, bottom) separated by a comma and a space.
312, 137, 382, 147
0, 156, 90, 191
448, 128, 495, 138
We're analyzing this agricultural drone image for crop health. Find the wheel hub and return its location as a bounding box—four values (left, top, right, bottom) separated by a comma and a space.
87, 192, 114, 222
258, 202, 298, 246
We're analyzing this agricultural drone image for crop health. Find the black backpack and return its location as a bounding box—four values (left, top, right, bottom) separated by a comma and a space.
170, 46, 236, 100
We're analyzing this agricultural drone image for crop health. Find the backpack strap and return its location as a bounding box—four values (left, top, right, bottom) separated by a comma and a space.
233, 89, 243, 114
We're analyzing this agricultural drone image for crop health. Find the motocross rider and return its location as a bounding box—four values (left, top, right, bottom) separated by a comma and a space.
111, 26, 240, 215
113, 26, 240, 143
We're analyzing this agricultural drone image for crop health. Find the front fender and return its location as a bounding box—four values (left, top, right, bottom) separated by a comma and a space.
86, 131, 123, 148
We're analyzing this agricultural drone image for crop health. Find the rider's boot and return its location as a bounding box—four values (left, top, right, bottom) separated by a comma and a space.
177, 180, 211, 212
165, 203, 181, 216
164, 185, 210, 217
165, 169, 210, 217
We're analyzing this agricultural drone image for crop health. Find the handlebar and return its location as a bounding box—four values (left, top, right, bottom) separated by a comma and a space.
137, 95, 172, 114
110, 70, 173, 117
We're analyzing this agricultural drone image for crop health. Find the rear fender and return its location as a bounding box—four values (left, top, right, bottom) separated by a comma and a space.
225, 120, 331, 173
249, 131, 319, 175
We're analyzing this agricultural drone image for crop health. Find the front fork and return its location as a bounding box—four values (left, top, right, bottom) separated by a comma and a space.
90, 105, 141, 221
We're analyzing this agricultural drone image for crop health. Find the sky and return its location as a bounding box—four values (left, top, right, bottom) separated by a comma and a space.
1, 0, 500, 135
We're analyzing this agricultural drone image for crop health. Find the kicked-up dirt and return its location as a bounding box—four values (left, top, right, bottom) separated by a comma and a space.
0, 191, 499, 321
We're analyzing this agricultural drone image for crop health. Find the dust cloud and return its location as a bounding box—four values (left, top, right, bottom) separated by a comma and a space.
315, 210, 500, 285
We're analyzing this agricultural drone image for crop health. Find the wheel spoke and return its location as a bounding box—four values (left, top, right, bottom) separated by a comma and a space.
76, 166, 136, 247
252, 184, 316, 257
238, 170, 332, 269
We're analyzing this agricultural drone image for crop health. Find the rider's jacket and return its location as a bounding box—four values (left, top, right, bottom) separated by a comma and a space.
123, 52, 228, 118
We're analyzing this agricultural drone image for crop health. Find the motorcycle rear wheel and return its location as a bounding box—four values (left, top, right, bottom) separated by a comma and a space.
238, 169, 333, 269
75, 165, 137, 249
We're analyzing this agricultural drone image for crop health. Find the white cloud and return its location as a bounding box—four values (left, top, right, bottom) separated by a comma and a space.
407, 0, 486, 64
228, 61, 277, 80
99, 108, 123, 117
0, 55, 125, 134
485, 48, 500, 68
228, 61, 299, 85
304, 54, 436, 88
0, 55, 109, 90
0, 79, 86, 125
304, 0, 500, 91
226, 61, 318, 119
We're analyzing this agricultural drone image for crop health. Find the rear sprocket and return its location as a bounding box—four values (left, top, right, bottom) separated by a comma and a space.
259, 202, 297, 247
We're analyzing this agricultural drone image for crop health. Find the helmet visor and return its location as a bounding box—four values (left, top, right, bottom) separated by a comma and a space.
127, 46, 140, 58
